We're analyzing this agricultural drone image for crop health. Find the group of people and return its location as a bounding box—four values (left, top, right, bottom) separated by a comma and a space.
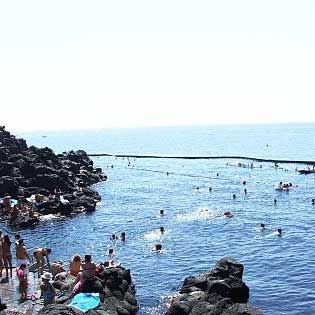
0, 193, 36, 219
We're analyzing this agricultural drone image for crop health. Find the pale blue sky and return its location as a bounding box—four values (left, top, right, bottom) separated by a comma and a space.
1, 0, 314, 131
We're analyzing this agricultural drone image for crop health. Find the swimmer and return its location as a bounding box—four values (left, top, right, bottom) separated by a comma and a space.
108, 248, 115, 256
155, 244, 162, 251
209, 187, 212, 192
277, 228, 282, 236
160, 209, 164, 215
244, 189, 247, 195
224, 211, 233, 218
120, 232, 126, 241
260, 223, 265, 231
233, 194, 236, 199
110, 234, 117, 241
160, 227, 165, 234
166, 172, 169, 176
312, 199, 315, 205
242, 181, 246, 185
217, 173, 219, 177
274, 199, 277, 204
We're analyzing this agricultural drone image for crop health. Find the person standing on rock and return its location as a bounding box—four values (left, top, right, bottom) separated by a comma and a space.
2, 235, 13, 278
0, 231, 4, 278
16, 264, 28, 300
16, 239, 31, 274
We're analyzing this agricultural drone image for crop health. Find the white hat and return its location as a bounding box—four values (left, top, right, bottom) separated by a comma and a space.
41, 272, 52, 281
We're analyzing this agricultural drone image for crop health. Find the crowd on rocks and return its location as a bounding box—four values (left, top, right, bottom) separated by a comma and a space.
0, 127, 107, 229
0, 230, 138, 315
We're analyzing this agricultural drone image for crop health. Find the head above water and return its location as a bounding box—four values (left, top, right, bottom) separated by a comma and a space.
160, 226, 165, 233
260, 223, 265, 228
155, 244, 162, 251
160, 209, 164, 215
277, 228, 282, 234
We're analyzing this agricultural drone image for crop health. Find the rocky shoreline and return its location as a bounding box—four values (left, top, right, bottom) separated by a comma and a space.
0, 127, 107, 229
1, 258, 262, 315
165, 257, 262, 315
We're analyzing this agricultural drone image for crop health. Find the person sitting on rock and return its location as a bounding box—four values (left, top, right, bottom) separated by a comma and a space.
40, 272, 55, 306
33, 248, 51, 276
70, 254, 81, 277
51, 261, 65, 277
2, 194, 12, 210
72, 254, 96, 295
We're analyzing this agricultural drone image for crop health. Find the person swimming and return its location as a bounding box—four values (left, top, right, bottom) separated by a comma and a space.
160, 209, 164, 215
260, 223, 265, 231
244, 189, 247, 194
120, 232, 126, 241
233, 194, 236, 199
160, 227, 165, 234
274, 199, 277, 204
224, 211, 233, 218
277, 228, 282, 236
110, 234, 117, 241
155, 244, 162, 251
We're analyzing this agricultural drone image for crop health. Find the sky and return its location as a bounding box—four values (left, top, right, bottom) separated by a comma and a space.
0, 0, 314, 131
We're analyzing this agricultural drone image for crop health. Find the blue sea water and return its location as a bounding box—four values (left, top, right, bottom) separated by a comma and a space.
4, 123, 315, 314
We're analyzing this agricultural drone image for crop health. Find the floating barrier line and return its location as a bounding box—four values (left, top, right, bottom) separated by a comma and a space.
117, 166, 237, 182
88, 154, 315, 165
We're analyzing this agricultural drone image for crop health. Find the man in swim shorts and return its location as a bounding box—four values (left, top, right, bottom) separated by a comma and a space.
16, 239, 31, 274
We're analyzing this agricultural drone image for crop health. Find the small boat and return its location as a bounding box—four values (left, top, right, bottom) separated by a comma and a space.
298, 169, 315, 175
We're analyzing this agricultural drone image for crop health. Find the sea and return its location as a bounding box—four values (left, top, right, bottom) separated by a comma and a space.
4, 123, 315, 315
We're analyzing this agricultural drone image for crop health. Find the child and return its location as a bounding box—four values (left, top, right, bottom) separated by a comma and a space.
40, 272, 55, 305
17, 264, 28, 299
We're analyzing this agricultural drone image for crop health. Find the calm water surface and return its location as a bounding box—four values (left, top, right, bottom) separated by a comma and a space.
2, 123, 315, 315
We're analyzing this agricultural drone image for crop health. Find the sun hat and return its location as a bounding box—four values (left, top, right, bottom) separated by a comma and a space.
41, 272, 52, 281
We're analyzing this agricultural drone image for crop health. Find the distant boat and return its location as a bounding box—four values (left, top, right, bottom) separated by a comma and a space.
298, 169, 315, 175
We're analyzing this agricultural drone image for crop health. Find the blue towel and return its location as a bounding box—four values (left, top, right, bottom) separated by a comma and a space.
67, 293, 100, 313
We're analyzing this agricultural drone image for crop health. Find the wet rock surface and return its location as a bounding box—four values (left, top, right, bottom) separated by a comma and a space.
0, 127, 107, 229
165, 257, 263, 315
38, 265, 138, 315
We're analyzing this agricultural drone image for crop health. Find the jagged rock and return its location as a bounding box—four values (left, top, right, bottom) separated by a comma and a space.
0, 127, 107, 229
165, 258, 262, 315
221, 303, 263, 315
